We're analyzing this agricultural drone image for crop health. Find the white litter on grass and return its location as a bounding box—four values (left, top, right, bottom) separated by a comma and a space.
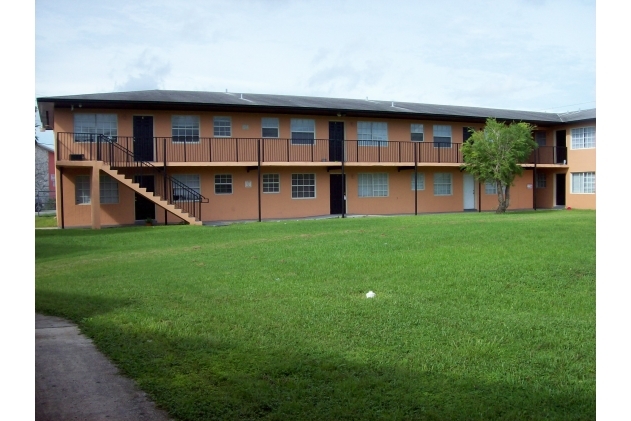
366, 291, 376, 298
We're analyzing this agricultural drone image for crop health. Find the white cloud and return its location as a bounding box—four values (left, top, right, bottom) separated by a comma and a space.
35, 0, 595, 111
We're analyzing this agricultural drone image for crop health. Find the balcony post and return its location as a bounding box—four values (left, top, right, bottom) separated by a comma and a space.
414, 143, 418, 215
164, 138, 168, 225
533, 159, 537, 211
342, 144, 346, 218
258, 138, 262, 222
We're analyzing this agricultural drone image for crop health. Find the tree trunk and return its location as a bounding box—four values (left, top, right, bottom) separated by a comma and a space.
496, 182, 511, 213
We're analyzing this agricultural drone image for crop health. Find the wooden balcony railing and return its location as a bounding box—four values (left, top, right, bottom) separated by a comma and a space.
56, 133, 567, 165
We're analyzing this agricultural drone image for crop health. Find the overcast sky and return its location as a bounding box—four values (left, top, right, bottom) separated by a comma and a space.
34, 0, 595, 145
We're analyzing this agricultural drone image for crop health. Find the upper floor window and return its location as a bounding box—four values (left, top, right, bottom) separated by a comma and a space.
433, 125, 452, 148
535, 131, 547, 147
571, 127, 595, 149
262, 118, 279, 138
290, 119, 315, 145
172, 116, 200, 143
214, 116, 232, 137
73, 114, 117, 142
411, 124, 424, 142
358, 122, 388, 146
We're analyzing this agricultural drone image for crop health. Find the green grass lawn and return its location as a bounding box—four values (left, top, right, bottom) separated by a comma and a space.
35, 210, 595, 420
35, 214, 57, 228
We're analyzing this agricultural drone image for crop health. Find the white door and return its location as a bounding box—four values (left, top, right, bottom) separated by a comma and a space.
463, 173, 476, 209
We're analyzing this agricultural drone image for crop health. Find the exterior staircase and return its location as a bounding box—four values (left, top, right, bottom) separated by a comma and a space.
95, 135, 208, 225
99, 164, 202, 225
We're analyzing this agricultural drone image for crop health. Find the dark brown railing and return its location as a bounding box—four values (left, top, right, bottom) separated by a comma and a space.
56, 133, 567, 166
95, 135, 209, 221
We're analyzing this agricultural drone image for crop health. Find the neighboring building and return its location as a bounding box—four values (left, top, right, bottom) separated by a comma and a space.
35, 141, 56, 208
36, 90, 595, 228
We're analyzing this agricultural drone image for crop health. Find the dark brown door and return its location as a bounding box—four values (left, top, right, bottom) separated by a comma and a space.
555, 130, 567, 164
330, 174, 345, 214
133, 116, 154, 161
329, 122, 344, 161
134, 175, 155, 220
556, 174, 566, 206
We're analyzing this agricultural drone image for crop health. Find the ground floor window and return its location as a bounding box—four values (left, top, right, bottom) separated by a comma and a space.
263, 174, 280, 193
100, 175, 119, 204
292, 174, 315, 198
536, 173, 547, 188
214, 174, 232, 194
433, 173, 452, 196
571, 172, 595, 194
411, 173, 425, 190
172, 174, 201, 200
485, 181, 497, 195
75, 175, 90, 204
358, 173, 388, 197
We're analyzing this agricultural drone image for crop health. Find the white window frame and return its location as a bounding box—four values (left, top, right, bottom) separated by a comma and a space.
172, 116, 200, 143
433, 125, 452, 148
290, 119, 315, 145
291, 174, 316, 198
75, 175, 91, 204
433, 173, 453, 196
214, 174, 233, 194
411, 173, 425, 191
358, 122, 388, 147
571, 172, 595, 194
262, 118, 279, 138
358, 173, 389, 197
100, 175, 119, 204
263, 173, 280, 193
172, 174, 201, 201
213, 116, 232, 137
73, 114, 118, 143
411, 124, 424, 142
571, 127, 596, 149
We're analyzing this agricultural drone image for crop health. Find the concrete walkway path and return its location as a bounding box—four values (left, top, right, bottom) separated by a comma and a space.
35, 313, 173, 421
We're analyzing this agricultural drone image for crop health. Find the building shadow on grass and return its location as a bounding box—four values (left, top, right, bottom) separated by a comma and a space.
35, 290, 134, 322
78, 321, 595, 421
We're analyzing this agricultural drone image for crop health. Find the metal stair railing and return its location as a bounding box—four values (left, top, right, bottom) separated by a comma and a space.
96, 135, 209, 221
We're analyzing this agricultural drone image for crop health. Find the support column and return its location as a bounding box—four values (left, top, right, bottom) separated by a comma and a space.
91, 163, 101, 229
58, 167, 65, 229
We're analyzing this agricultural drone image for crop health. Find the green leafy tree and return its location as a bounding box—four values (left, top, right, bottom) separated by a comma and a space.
461, 118, 537, 213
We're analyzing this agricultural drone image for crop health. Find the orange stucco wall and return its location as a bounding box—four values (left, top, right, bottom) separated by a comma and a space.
53, 108, 487, 143
58, 167, 136, 227
478, 172, 535, 212
52, 106, 593, 227
563, 123, 596, 209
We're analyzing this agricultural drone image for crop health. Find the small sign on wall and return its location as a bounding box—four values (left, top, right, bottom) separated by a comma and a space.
245, 181, 252, 188
527, 184, 533, 189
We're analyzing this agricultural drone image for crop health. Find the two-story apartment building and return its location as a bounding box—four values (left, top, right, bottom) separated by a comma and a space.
36, 90, 596, 228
